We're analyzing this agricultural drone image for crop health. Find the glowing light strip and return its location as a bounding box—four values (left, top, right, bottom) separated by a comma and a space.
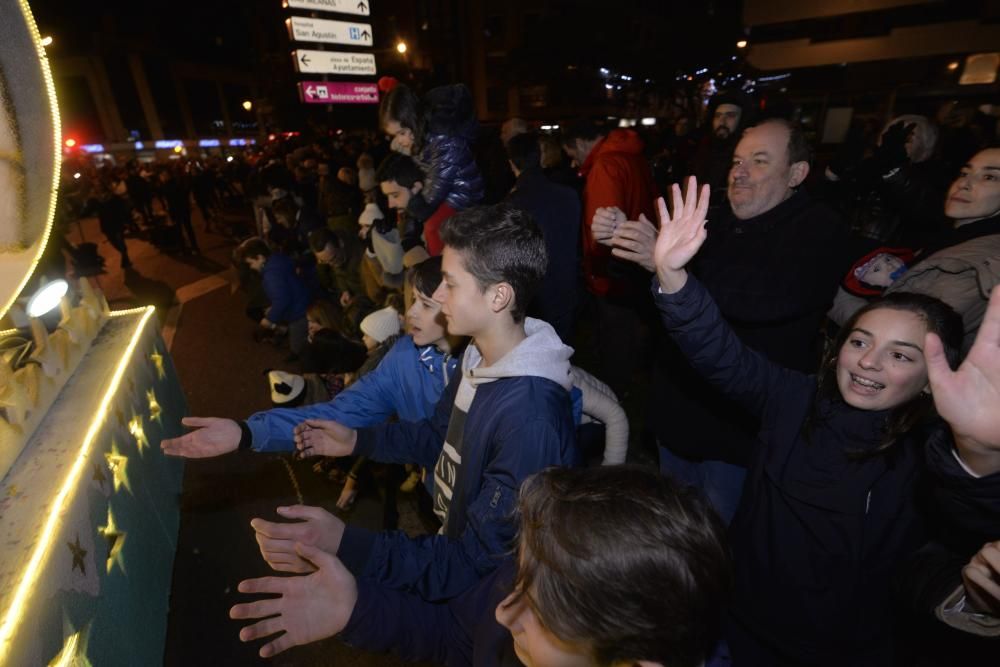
0, 0, 62, 322
0, 306, 155, 660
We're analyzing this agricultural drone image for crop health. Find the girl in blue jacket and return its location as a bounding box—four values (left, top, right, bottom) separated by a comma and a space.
379, 82, 484, 255
653, 177, 1000, 666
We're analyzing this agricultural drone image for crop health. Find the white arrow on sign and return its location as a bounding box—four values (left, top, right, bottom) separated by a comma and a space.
285, 0, 370, 16
287, 15, 373, 47
292, 49, 377, 75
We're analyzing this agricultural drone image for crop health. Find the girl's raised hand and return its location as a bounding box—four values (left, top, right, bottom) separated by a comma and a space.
653, 176, 710, 293
926, 287, 1000, 475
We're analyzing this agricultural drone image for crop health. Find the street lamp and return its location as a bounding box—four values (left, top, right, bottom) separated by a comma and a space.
242, 100, 253, 111
396, 41, 407, 54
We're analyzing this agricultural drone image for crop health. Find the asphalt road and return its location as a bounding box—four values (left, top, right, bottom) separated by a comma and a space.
69, 204, 435, 666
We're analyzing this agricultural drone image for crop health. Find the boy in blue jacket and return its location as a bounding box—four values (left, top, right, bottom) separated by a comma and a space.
258, 204, 578, 601
230, 465, 731, 666
161, 256, 460, 453
236, 237, 311, 355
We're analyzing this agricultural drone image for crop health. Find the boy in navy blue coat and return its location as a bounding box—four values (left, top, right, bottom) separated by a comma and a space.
248, 203, 578, 602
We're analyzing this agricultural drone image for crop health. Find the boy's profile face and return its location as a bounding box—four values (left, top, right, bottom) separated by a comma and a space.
433, 247, 495, 338
405, 288, 448, 347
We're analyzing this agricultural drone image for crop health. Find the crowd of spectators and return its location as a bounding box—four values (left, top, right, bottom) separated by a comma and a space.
82, 74, 1000, 666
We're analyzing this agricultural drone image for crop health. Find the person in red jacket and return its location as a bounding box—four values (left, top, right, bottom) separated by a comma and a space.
561, 119, 657, 397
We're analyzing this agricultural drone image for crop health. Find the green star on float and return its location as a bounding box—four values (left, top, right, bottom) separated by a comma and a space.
67, 534, 87, 575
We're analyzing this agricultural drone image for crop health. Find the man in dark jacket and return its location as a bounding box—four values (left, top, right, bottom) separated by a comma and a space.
159, 167, 200, 253
601, 119, 851, 522
505, 132, 581, 344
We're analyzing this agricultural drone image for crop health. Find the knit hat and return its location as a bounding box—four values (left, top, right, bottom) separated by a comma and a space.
358, 201, 384, 229
402, 245, 430, 268
268, 370, 305, 405
360, 306, 401, 343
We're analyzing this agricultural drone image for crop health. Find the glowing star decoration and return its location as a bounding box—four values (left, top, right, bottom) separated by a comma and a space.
0, 359, 31, 425
127, 414, 148, 454
98, 507, 126, 575
149, 349, 165, 380
57, 296, 85, 344
146, 388, 162, 424
47, 624, 92, 667
67, 534, 86, 575
104, 441, 130, 494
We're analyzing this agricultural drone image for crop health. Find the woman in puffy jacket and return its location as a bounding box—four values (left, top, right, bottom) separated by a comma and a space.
378, 81, 484, 255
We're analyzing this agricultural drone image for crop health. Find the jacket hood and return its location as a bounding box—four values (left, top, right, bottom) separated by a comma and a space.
596, 128, 644, 156
462, 318, 574, 390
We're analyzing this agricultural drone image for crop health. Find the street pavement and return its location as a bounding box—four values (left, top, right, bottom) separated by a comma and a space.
69, 206, 435, 666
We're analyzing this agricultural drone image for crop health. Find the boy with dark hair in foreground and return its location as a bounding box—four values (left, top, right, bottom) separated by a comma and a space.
231, 465, 732, 666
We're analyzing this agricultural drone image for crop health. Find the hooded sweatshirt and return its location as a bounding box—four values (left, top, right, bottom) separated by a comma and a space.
338, 318, 577, 600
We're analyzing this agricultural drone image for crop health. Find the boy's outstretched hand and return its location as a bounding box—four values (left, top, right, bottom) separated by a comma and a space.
926, 286, 1000, 476
230, 542, 358, 657
654, 176, 711, 294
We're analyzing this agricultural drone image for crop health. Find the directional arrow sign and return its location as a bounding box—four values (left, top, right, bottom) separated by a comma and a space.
299, 81, 379, 104
292, 49, 377, 75
285, 0, 370, 16
287, 16, 373, 47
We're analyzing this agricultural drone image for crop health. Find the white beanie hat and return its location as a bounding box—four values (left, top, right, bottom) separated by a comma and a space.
268, 370, 305, 405
360, 306, 400, 344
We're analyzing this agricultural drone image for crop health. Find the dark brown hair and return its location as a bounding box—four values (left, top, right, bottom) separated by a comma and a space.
508, 465, 731, 667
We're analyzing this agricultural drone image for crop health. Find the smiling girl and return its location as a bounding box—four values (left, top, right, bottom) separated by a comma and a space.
653, 176, 1000, 666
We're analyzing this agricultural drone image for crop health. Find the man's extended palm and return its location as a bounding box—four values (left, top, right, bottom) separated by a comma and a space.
161, 417, 240, 458
251, 505, 346, 573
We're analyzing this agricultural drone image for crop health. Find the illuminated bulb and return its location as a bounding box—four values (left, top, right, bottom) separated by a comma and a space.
226, 155, 234, 162
241, 99, 252, 111
73, 172, 81, 179
172, 145, 182, 153
396, 41, 407, 54
736, 40, 748, 49
39, 35, 52, 47
947, 61, 960, 71
26, 279, 68, 317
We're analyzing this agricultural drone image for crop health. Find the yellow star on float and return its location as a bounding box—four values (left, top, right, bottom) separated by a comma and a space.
67, 534, 87, 576
149, 350, 166, 380
127, 414, 148, 454
105, 441, 131, 494
146, 388, 162, 424
47, 625, 93, 667
98, 507, 126, 575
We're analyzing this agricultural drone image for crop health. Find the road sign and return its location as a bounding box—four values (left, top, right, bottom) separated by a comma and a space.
285, 0, 370, 16
292, 49, 377, 75
287, 16, 373, 47
298, 81, 379, 104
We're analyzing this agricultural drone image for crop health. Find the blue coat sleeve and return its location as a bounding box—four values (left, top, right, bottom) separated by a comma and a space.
342, 417, 565, 601
351, 363, 460, 468
246, 340, 413, 451
653, 275, 798, 420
